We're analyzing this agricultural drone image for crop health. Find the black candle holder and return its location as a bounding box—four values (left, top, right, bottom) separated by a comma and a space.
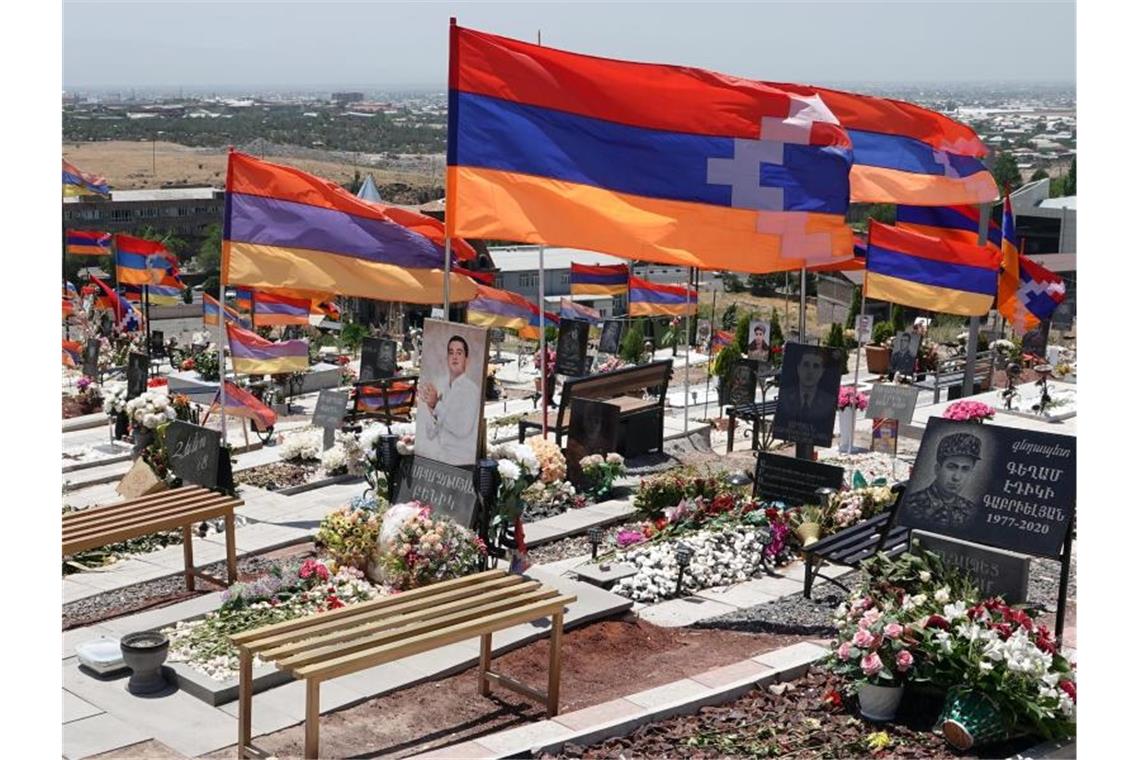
1002, 362, 1022, 410
378, 433, 401, 503
674, 543, 694, 596
475, 458, 502, 569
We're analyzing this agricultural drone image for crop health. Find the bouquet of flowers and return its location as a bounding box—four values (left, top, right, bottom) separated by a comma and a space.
316, 505, 382, 571
943, 400, 996, 422
125, 390, 177, 429
596, 355, 630, 373
180, 357, 196, 372
372, 503, 486, 590
279, 428, 323, 462
829, 595, 922, 689
319, 430, 367, 476
171, 394, 194, 422
102, 383, 130, 416
579, 452, 625, 500
529, 437, 567, 484
633, 467, 731, 517
837, 386, 869, 411
489, 442, 541, 522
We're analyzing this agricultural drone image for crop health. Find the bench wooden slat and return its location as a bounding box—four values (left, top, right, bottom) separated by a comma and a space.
246, 576, 537, 654
230, 569, 511, 646
63, 506, 239, 555
273, 587, 560, 670
62, 492, 240, 535
62, 486, 213, 521
293, 593, 576, 682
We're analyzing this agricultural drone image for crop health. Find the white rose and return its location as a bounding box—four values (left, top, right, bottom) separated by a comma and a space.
934, 587, 950, 604
497, 459, 520, 483
919, 571, 931, 582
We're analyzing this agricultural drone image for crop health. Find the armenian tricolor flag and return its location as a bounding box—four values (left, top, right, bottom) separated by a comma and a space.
710, 330, 735, 354
570, 263, 629, 297
628, 276, 698, 317
148, 279, 185, 306
63, 159, 110, 197
864, 220, 999, 317
90, 274, 138, 324
447, 24, 854, 273
63, 340, 82, 368
223, 151, 478, 303
66, 229, 112, 256
203, 293, 252, 329
769, 83, 998, 206
354, 381, 417, 418
466, 283, 558, 340
234, 288, 253, 312
559, 298, 602, 326
897, 204, 1002, 250
226, 323, 309, 374
252, 289, 311, 327
996, 196, 1065, 331
207, 381, 278, 432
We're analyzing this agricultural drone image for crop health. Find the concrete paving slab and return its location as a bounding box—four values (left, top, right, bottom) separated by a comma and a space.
63, 577, 103, 604
63, 712, 152, 760
407, 739, 498, 760
474, 718, 575, 757
552, 697, 643, 732
694, 580, 780, 610
626, 677, 713, 710
690, 658, 776, 690
63, 690, 104, 724
576, 499, 636, 521
134, 538, 231, 571
752, 641, 829, 680
636, 595, 738, 628
101, 592, 225, 637
200, 522, 311, 554
63, 559, 165, 592
63, 625, 118, 660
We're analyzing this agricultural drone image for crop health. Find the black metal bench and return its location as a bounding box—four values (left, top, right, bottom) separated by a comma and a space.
725, 400, 779, 453
800, 482, 910, 598
517, 360, 672, 452
913, 352, 994, 403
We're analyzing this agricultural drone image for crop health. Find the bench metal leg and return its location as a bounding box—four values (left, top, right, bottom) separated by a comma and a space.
478, 633, 492, 697
547, 611, 564, 718
238, 648, 252, 758
726, 412, 736, 453
225, 512, 238, 585
182, 525, 195, 592
305, 678, 320, 760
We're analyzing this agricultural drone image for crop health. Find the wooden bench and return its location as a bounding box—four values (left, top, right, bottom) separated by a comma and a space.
348, 375, 418, 427
913, 351, 994, 403
801, 483, 909, 598
62, 485, 242, 591
517, 360, 672, 452
230, 568, 575, 759
725, 399, 779, 453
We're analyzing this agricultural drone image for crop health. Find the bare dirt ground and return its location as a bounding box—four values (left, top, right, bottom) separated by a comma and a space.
63, 141, 435, 193
89, 617, 810, 760
701, 293, 823, 337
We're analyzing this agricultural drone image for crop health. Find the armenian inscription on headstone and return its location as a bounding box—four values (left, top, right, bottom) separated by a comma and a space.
753, 452, 845, 507
395, 457, 478, 529
312, 388, 350, 450
913, 530, 1031, 603
555, 318, 590, 377
164, 420, 222, 489
866, 384, 920, 424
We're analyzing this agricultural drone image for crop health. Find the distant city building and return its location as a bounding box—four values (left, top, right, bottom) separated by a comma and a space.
1011, 179, 1076, 329
63, 187, 225, 242
331, 92, 364, 106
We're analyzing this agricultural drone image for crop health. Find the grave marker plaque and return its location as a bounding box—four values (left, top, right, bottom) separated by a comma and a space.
855, 315, 874, 344
163, 420, 222, 489
897, 418, 1076, 557
565, 398, 620, 488
889, 331, 922, 377
866, 384, 920, 424
555, 318, 590, 377
395, 457, 478, 528
82, 339, 100, 379
753, 452, 845, 507
127, 352, 149, 399
599, 320, 625, 355
361, 336, 398, 381
312, 388, 350, 449
726, 359, 759, 407
913, 531, 1031, 603
870, 418, 899, 455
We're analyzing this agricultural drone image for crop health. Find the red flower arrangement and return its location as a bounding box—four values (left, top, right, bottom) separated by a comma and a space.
147, 377, 168, 388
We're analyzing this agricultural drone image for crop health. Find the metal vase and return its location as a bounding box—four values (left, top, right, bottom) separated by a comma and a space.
858, 682, 905, 722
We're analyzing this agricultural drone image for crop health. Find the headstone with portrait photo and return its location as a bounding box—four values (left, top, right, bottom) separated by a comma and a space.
726, 359, 758, 407
565, 397, 620, 489
746, 320, 771, 362
889, 331, 922, 377
127, 352, 149, 399
866, 384, 920, 424
771, 343, 844, 447
360, 336, 397, 381
555, 318, 590, 377
395, 457, 478, 529
599, 319, 625, 355
854, 315, 874, 344
696, 319, 711, 350
896, 418, 1076, 558
150, 330, 165, 357
414, 319, 490, 468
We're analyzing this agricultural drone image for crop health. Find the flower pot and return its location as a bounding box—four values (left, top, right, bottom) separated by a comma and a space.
794, 521, 822, 547
131, 425, 154, 456
858, 682, 905, 722
120, 631, 169, 694
865, 345, 891, 375
114, 411, 130, 440
838, 407, 856, 450
938, 687, 1011, 750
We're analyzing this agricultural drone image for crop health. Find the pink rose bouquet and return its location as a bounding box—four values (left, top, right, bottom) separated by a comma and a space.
943, 400, 996, 422
837, 386, 869, 411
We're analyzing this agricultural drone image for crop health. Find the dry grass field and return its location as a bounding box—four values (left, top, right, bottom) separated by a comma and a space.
62, 140, 437, 192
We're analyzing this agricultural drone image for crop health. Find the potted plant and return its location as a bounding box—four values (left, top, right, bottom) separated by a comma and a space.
943, 400, 995, 424
836, 386, 869, 451
865, 322, 894, 374
828, 596, 920, 721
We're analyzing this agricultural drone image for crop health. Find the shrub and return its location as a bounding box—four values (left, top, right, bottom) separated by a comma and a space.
619, 319, 646, 363
825, 323, 849, 368
872, 321, 895, 346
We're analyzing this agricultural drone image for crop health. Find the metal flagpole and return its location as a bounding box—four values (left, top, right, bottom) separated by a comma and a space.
848, 284, 867, 454
218, 254, 228, 444
799, 266, 807, 341
683, 268, 692, 433
443, 237, 451, 320
704, 286, 717, 419
539, 244, 548, 437
964, 202, 992, 396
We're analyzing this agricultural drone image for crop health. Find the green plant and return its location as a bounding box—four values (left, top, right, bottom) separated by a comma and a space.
845, 286, 862, 330
193, 348, 220, 381
825, 323, 849, 367
339, 322, 368, 354
768, 308, 783, 348
619, 320, 646, 364
872, 321, 895, 346
890, 304, 907, 334
732, 311, 752, 355
720, 302, 738, 330
633, 468, 731, 517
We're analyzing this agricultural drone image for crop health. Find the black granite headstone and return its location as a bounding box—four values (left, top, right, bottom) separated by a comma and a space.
913, 531, 1031, 603
726, 359, 759, 407
566, 397, 620, 488
771, 343, 844, 447
889, 331, 922, 376
150, 331, 165, 357
164, 420, 222, 489
82, 339, 100, 379
312, 388, 350, 448
1021, 321, 1050, 359
753, 452, 845, 507
897, 418, 1076, 557
555, 319, 590, 377
127, 352, 149, 399
395, 457, 478, 529
866, 384, 920, 424
599, 320, 625, 355
360, 336, 383, 381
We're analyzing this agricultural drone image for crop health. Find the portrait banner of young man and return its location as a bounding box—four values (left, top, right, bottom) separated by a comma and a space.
772, 343, 846, 447
415, 319, 490, 468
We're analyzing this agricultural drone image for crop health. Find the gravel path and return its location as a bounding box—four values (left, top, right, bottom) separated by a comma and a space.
527, 519, 644, 564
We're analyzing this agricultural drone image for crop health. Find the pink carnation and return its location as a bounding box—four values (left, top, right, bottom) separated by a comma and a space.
860, 652, 883, 677
896, 650, 914, 672
944, 400, 995, 422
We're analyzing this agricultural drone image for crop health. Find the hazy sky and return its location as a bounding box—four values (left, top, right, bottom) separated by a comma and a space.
63, 0, 1076, 90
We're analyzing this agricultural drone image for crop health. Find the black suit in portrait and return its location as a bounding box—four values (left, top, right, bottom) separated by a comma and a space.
773, 384, 837, 446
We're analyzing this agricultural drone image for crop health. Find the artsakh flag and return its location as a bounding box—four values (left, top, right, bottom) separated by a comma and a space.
710, 330, 735, 354
628, 276, 698, 318
448, 24, 854, 273
207, 381, 278, 432
114, 234, 177, 286
466, 283, 558, 340
63, 159, 110, 197
570, 263, 629, 297
252, 289, 311, 327
864, 220, 999, 317
225, 322, 309, 375
995, 194, 1066, 331
223, 151, 478, 303
66, 229, 112, 256
767, 83, 998, 206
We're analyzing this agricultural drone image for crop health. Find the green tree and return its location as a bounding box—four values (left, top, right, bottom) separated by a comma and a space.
732, 311, 753, 355
1030, 168, 1050, 182
720, 302, 738, 330
866, 203, 897, 225
845, 285, 863, 330
196, 224, 222, 273
991, 152, 1021, 192
1063, 157, 1076, 195
825, 322, 849, 367
768, 307, 783, 348
620, 320, 645, 363
890, 304, 907, 334
722, 272, 743, 293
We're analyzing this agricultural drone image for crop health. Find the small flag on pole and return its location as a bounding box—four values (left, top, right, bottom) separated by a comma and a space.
226, 323, 309, 374
628, 276, 698, 317
63, 159, 110, 197
65, 230, 112, 256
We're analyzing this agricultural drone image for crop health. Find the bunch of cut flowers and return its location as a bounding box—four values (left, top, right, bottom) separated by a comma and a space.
317, 504, 383, 571
837, 385, 869, 411
578, 452, 625, 500
125, 390, 177, 429
372, 502, 486, 590
943, 400, 996, 422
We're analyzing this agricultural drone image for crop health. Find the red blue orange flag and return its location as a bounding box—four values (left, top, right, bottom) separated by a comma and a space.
447, 24, 854, 273
203, 293, 252, 329
66, 229, 112, 256
234, 288, 253, 312
225, 322, 309, 374
466, 283, 558, 339
252, 289, 311, 327
995, 196, 1065, 331
897, 204, 1002, 250
207, 381, 278, 432
63, 340, 82, 368
864, 220, 999, 317
63, 159, 110, 197
710, 330, 735, 354
628, 276, 698, 318
114, 234, 176, 286
90, 274, 138, 324
768, 84, 998, 206
570, 263, 629, 297
560, 298, 602, 326
223, 151, 478, 303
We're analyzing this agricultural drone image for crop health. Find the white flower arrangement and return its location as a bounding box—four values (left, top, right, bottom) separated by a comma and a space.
124, 390, 176, 429
279, 428, 323, 462
320, 445, 349, 475
102, 383, 129, 416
